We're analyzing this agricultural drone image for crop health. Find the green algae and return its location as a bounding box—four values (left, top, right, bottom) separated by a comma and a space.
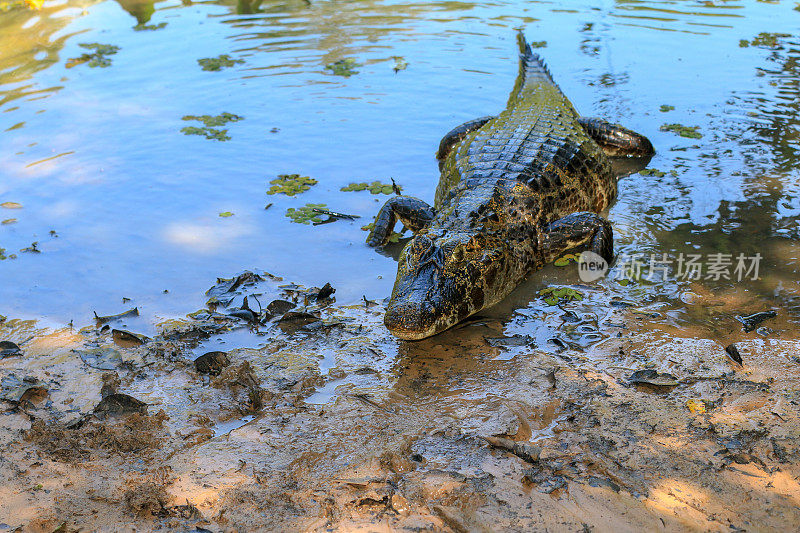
340, 181, 399, 195
268, 174, 318, 196
198, 54, 244, 72
659, 105, 675, 112
325, 58, 361, 77
529, 41, 547, 48
66, 43, 120, 69
180, 113, 243, 141
660, 123, 702, 139
286, 204, 327, 224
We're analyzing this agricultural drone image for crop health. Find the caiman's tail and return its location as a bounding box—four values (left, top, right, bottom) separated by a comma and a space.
516, 30, 558, 88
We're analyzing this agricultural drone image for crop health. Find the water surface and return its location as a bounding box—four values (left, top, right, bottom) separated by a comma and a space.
1, 0, 798, 336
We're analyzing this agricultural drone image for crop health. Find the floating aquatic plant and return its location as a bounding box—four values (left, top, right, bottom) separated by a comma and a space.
325, 58, 361, 77
180, 112, 243, 141
660, 123, 702, 139
286, 204, 328, 224
391, 56, 408, 72
341, 181, 399, 195
538, 286, 584, 306
268, 174, 318, 196
197, 54, 244, 72
66, 43, 120, 69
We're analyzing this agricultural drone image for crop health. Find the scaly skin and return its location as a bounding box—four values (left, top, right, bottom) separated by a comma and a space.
368, 32, 653, 340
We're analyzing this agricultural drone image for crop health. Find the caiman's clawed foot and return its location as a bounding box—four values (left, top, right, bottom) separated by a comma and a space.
366, 196, 435, 247
541, 211, 614, 264
578, 117, 654, 158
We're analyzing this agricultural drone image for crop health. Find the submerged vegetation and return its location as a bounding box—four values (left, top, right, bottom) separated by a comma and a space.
180, 112, 243, 141
66, 43, 120, 68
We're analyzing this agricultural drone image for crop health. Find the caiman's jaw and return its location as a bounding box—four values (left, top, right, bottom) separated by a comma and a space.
384, 230, 513, 340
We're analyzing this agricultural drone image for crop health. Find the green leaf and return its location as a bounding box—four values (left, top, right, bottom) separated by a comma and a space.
219, 211, 234, 217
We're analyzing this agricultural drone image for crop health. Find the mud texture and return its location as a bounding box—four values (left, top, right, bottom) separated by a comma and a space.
1, 272, 799, 532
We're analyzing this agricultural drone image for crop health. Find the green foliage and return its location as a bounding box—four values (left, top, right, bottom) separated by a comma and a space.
529, 41, 547, 48
660, 123, 702, 139
66, 43, 120, 69
180, 113, 243, 141
325, 58, 361, 77
286, 204, 327, 224
340, 181, 399, 195
659, 104, 675, 112
268, 174, 318, 196
198, 54, 244, 72
219, 211, 234, 217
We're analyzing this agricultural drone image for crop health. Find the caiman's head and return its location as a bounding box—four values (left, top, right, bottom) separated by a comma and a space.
385, 229, 512, 340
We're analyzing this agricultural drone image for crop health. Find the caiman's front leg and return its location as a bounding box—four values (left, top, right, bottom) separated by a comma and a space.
366, 196, 435, 247
578, 117, 654, 158
540, 212, 614, 264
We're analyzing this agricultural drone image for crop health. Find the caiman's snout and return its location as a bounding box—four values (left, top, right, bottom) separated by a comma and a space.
384, 298, 439, 341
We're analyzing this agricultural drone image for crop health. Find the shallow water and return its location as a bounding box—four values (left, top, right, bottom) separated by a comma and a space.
1, 0, 798, 337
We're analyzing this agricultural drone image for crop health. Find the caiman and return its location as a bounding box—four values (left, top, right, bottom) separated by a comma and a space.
367, 32, 654, 340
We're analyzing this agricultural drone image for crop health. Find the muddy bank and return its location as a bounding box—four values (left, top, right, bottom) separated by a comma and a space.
1, 271, 799, 532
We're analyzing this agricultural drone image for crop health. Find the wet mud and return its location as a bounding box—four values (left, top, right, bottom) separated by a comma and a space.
2, 272, 799, 532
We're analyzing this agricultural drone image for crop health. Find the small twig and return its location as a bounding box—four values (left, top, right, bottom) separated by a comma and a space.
311, 208, 359, 220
